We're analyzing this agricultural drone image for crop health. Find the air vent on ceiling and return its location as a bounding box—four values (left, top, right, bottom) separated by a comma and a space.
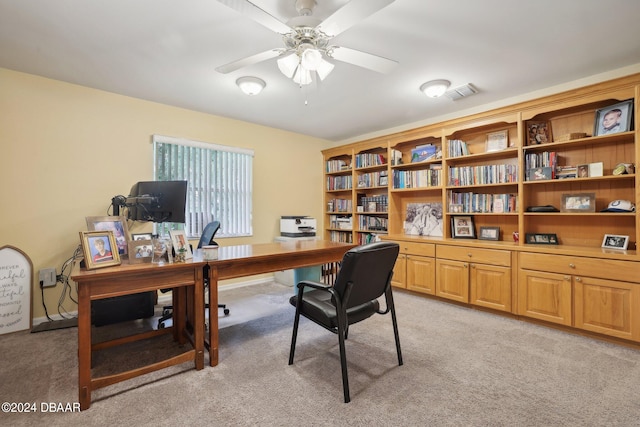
444, 84, 478, 100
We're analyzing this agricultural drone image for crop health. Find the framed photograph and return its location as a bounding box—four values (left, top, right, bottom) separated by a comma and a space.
594, 100, 633, 136
451, 215, 475, 239
525, 233, 558, 245
601, 234, 630, 250
527, 166, 553, 181
132, 232, 153, 241
403, 203, 443, 237
79, 230, 121, 270
526, 121, 552, 145
379, 174, 388, 186
485, 130, 509, 152
577, 164, 589, 178
128, 239, 153, 264
449, 203, 464, 213
561, 193, 596, 212
169, 229, 193, 259
478, 226, 500, 241
86, 216, 130, 256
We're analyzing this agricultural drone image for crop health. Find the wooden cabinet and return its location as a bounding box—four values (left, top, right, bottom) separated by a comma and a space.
517, 268, 572, 326
436, 245, 512, 311
391, 241, 435, 295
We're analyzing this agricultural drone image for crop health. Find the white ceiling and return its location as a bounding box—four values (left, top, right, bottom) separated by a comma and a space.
1, 0, 640, 142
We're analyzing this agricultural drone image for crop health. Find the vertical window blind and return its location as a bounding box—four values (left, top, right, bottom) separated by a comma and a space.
153, 135, 253, 239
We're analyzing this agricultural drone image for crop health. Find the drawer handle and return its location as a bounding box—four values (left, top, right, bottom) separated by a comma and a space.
569, 263, 575, 268
467, 253, 472, 258
575, 277, 582, 282
564, 276, 571, 281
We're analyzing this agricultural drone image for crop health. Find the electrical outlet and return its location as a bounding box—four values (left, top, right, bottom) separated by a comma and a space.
39, 268, 57, 288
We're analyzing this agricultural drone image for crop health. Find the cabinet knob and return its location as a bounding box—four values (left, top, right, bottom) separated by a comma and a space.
464, 264, 468, 268
467, 253, 472, 258
575, 277, 582, 282
564, 276, 571, 281
471, 264, 475, 269
569, 263, 575, 268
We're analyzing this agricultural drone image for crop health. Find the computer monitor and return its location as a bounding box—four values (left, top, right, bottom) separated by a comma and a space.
126, 180, 187, 223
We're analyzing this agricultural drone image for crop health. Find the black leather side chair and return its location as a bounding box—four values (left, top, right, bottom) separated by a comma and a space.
157, 221, 229, 328
288, 241, 403, 403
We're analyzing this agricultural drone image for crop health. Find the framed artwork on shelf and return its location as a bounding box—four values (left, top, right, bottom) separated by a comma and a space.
527, 166, 553, 181
80, 230, 121, 270
85, 215, 130, 256
525, 233, 558, 245
594, 100, 633, 136
561, 193, 596, 212
526, 121, 552, 145
128, 239, 153, 264
451, 215, 475, 239
478, 226, 500, 241
577, 164, 589, 178
403, 203, 443, 237
485, 130, 509, 152
169, 230, 193, 260
601, 234, 629, 250
449, 203, 464, 213
132, 233, 153, 241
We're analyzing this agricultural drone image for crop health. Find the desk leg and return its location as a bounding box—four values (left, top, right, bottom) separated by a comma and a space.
78, 284, 91, 410
209, 267, 219, 367
194, 267, 204, 370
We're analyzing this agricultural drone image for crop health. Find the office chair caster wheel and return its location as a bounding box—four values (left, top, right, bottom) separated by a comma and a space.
223, 308, 230, 315
162, 309, 171, 316
158, 322, 166, 329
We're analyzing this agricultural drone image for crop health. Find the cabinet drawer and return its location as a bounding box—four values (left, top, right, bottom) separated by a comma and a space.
398, 241, 435, 257
436, 245, 510, 267
519, 252, 640, 283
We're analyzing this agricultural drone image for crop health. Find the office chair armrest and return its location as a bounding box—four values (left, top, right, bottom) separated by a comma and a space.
295, 280, 331, 294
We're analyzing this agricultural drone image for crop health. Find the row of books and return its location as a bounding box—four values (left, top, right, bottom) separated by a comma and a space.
448, 191, 518, 213
358, 194, 388, 213
327, 198, 352, 213
354, 152, 386, 168
358, 215, 388, 232
448, 139, 470, 158
393, 167, 442, 189
329, 230, 353, 243
357, 171, 387, 188
326, 175, 352, 190
326, 159, 351, 173
358, 232, 381, 245
448, 164, 518, 186
329, 215, 352, 230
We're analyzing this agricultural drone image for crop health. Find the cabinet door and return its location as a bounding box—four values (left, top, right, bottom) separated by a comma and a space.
407, 255, 435, 295
470, 264, 511, 312
517, 269, 572, 326
436, 259, 469, 303
391, 254, 406, 289
574, 276, 640, 341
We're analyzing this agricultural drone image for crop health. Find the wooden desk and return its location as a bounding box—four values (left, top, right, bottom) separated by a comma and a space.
207, 240, 355, 366
71, 258, 206, 410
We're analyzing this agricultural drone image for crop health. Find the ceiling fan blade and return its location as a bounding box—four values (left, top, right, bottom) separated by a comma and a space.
216, 0, 291, 34
330, 46, 397, 74
215, 49, 282, 74
317, 0, 396, 37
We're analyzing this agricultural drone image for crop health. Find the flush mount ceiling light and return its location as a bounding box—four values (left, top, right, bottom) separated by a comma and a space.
420, 79, 451, 98
236, 76, 266, 95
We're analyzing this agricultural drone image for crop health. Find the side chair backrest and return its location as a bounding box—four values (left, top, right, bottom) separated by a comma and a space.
198, 221, 221, 249
332, 242, 400, 308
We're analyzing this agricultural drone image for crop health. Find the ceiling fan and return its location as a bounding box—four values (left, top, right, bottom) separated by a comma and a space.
215, 0, 398, 85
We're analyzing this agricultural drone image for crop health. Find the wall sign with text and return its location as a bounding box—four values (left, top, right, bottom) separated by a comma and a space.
0, 246, 32, 334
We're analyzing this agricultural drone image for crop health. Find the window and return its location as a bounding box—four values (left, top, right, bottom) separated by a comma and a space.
153, 135, 253, 239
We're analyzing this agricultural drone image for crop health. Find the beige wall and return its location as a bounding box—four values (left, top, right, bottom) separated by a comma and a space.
0, 68, 331, 320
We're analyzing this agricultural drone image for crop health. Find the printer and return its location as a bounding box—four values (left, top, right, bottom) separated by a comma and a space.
280, 216, 316, 237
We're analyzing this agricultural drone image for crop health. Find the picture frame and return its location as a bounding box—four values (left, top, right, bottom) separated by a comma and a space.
561, 193, 596, 213
131, 232, 153, 241
601, 234, 630, 250
128, 239, 153, 264
478, 226, 500, 241
451, 215, 475, 239
594, 100, 633, 136
79, 230, 121, 269
577, 164, 589, 178
525, 233, 558, 245
379, 174, 388, 186
527, 166, 553, 181
485, 130, 509, 152
449, 203, 464, 213
86, 216, 130, 256
526, 121, 552, 145
169, 229, 193, 259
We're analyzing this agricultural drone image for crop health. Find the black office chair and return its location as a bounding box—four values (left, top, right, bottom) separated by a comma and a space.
288, 241, 403, 403
157, 221, 229, 328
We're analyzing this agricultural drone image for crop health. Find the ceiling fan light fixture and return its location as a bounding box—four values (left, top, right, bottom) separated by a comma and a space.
293, 67, 312, 86
236, 76, 266, 96
420, 79, 451, 98
277, 53, 299, 78
316, 58, 335, 81
300, 47, 322, 70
